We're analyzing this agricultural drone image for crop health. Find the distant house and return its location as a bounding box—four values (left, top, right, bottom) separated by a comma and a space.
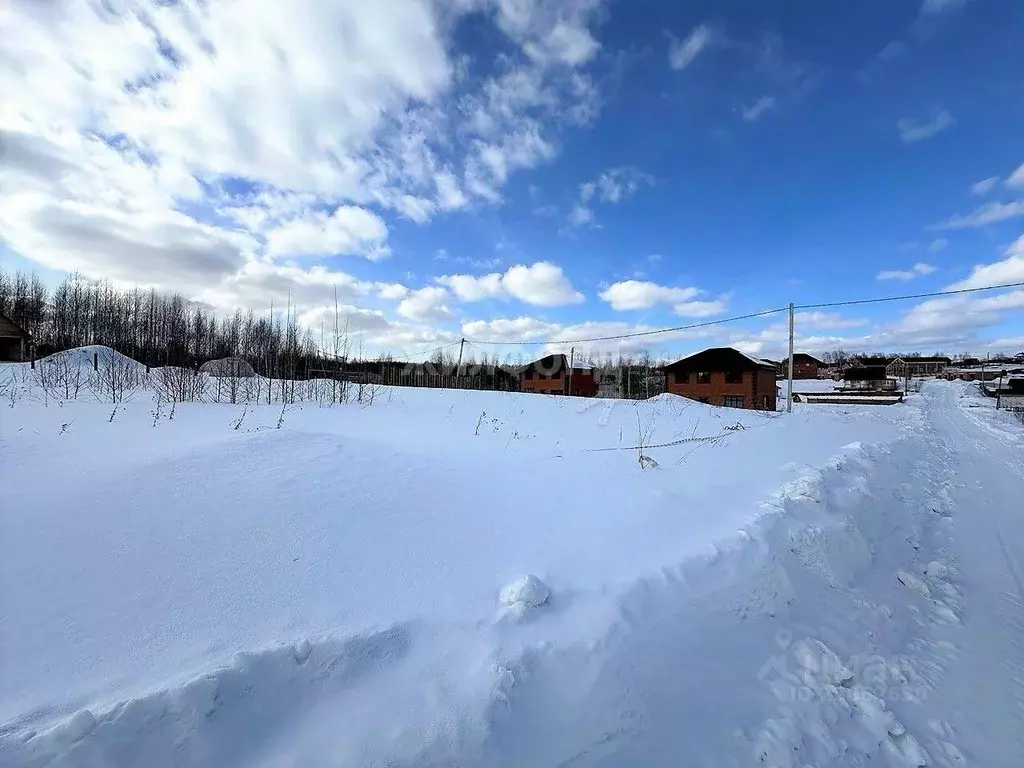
519, 354, 597, 397
841, 366, 896, 392
782, 353, 823, 380
0, 312, 30, 362
660, 347, 777, 411
847, 355, 891, 370
886, 356, 951, 378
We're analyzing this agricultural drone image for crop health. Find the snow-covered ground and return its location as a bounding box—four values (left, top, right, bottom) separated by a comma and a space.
2, 356, 1022, 767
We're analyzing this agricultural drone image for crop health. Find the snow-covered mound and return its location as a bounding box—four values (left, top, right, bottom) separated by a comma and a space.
2, 380, 1021, 766
36, 344, 145, 371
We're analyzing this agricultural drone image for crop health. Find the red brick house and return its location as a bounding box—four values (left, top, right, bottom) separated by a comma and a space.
783, 353, 823, 380
519, 354, 597, 396
660, 347, 777, 410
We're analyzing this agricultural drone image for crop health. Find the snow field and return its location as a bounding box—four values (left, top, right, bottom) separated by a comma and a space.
2, 355, 1022, 767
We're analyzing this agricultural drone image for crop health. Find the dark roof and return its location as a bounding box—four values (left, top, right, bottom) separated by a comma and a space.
792, 353, 823, 365
0, 312, 30, 339
856, 355, 892, 366
661, 347, 775, 373
520, 354, 593, 375
844, 366, 887, 381
894, 356, 952, 365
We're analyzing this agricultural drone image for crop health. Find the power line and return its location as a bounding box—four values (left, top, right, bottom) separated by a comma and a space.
467, 306, 790, 345
794, 280, 1024, 311
465, 280, 1024, 347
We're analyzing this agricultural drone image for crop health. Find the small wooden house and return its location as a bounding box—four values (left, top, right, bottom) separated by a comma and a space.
782, 353, 824, 380
660, 347, 777, 410
0, 312, 30, 362
841, 366, 896, 392
519, 354, 597, 397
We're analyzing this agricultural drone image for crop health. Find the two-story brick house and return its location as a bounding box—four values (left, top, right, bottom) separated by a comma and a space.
519, 354, 598, 396
660, 347, 777, 410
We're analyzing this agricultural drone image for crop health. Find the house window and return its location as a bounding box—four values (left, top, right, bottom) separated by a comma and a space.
695, 371, 711, 384
723, 396, 745, 409
724, 371, 743, 384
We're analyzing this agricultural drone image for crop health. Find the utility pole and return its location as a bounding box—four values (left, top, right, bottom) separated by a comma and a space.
997, 369, 1004, 410
456, 337, 465, 377
567, 346, 575, 396
787, 302, 795, 413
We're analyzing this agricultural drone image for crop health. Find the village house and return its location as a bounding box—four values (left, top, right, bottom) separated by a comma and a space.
519, 354, 598, 397
782, 353, 823, 380
841, 366, 896, 392
660, 347, 777, 411
0, 312, 30, 362
886, 356, 952, 378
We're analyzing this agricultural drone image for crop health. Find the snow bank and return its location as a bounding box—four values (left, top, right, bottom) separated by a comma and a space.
36, 344, 145, 371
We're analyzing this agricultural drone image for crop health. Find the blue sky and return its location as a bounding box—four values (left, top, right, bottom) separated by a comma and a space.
1, 0, 1022, 362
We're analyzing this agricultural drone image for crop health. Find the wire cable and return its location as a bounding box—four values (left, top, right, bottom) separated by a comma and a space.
465, 280, 1024, 347
794, 280, 1024, 310
467, 306, 790, 345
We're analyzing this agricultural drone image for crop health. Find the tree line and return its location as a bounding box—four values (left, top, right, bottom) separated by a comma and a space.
0, 268, 349, 380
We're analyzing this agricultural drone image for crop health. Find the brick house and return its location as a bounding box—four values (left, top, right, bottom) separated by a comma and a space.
519, 354, 598, 396
660, 347, 777, 411
0, 312, 30, 362
783, 352, 824, 380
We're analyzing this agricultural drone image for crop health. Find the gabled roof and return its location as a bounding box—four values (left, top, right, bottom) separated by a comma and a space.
891, 356, 952, 365
791, 353, 823, 365
843, 366, 887, 381
0, 312, 30, 339
661, 346, 775, 373
520, 354, 593, 374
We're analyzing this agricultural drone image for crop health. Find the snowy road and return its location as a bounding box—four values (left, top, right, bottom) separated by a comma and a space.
2, 380, 1022, 767
477, 383, 1024, 767
911, 384, 1024, 765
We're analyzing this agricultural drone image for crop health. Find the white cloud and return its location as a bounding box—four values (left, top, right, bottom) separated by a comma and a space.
897, 110, 954, 143
594, 167, 653, 203
437, 273, 506, 302
971, 176, 999, 196
673, 299, 727, 318
668, 24, 712, 70
937, 201, 1024, 229
1, 0, 607, 313
495, 0, 603, 67
500, 261, 586, 306
198, 261, 378, 311
461, 316, 716, 359
742, 96, 775, 122
568, 203, 595, 226
568, 167, 652, 226
876, 262, 937, 281
927, 237, 948, 253
598, 280, 700, 310
377, 283, 411, 301
397, 286, 453, 322
264, 206, 389, 260
438, 262, 584, 307
946, 235, 1024, 291
1006, 162, 1024, 189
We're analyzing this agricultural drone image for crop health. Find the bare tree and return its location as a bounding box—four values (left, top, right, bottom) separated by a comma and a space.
91, 352, 142, 403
